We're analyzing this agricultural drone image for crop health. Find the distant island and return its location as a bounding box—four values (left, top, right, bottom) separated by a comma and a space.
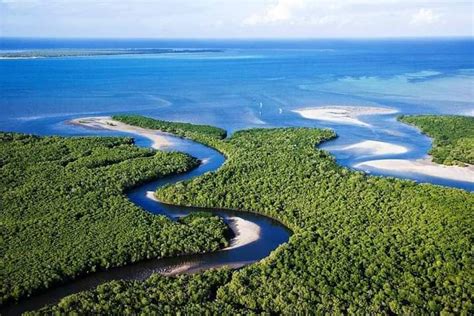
0, 48, 223, 59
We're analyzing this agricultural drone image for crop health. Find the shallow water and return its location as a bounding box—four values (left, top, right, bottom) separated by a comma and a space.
1, 38, 473, 189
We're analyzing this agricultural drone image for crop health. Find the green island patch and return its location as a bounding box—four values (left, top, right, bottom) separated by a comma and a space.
112, 114, 227, 141
399, 115, 474, 166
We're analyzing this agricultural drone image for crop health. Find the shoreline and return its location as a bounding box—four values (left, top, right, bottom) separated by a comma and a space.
293, 105, 397, 127
355, 157, 474, 184
70, 116, 172, 149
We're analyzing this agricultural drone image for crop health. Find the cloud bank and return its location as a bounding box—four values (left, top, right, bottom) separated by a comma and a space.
0, 0, 472, 38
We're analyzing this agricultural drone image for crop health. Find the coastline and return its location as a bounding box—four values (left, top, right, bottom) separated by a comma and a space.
70, 116, 172, 149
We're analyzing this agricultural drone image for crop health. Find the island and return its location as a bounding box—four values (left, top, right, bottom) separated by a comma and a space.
0, 48, 223, 59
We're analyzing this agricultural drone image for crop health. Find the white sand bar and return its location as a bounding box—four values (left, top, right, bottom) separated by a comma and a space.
223, 217, 261, 250
355, 158, 474, 183
70, 116, 171, 149
146, 191, 261, 250
335, 140, 409, 156
293, 106, 397, 127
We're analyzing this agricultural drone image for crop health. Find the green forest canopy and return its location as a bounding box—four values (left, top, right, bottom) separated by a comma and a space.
43, 115, 474, 314
399, 115, 474, 165
112, 114, 227, 141
0, 132, 229, 304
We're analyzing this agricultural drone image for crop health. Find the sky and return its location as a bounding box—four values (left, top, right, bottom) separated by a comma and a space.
0, 0, 473, 38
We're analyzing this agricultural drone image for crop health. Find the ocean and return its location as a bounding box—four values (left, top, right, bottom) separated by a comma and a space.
1, 38, 473, 190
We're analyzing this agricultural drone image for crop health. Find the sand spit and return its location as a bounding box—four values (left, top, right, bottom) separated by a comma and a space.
355, 158, 474, 184
70, 116, 171, 149
293, 106, 397, 127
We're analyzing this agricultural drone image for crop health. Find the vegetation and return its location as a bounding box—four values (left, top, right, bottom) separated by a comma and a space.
0, 132, 229, 304
30, 270, 237, 315
399, 115, 474, 165
113, 115, 227, 142
42, 116, 473, 314
0, 49, 222, 59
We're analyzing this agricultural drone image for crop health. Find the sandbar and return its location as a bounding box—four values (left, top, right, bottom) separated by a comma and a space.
333, 140, 408, 156
292, 106, 397, 127
70, 116, 171, 149
223, 217, 261, 250
355, 158, 474, 183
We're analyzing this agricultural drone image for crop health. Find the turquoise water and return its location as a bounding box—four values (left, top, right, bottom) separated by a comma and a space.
1, 38, 473, 190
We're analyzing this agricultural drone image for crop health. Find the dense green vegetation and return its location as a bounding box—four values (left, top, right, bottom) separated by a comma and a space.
0, 132, 229, 304
43, 116, 473, 314
30, 270, 237, 315
113, 115, 227, 142
0, 49, 222, 59
399, 115, 474, 165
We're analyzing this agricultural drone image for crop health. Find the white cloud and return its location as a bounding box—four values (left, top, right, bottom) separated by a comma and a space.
243, 0, 305, 25
0, 0, 471, 38
410, 8, 441, 25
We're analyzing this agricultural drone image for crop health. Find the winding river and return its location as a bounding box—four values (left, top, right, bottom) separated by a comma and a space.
2, 120, 291, 315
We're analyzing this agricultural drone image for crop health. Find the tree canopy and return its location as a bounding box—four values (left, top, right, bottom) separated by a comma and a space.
0, 132, 229, 304
399, 115, 474, 165
39, 116, 473, 314
113, 115, 227, 141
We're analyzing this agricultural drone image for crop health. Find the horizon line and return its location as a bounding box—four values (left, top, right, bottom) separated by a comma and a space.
1, 35, 473, 41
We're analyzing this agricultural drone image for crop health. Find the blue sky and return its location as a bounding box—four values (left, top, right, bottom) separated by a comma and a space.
0, 0, 473, 38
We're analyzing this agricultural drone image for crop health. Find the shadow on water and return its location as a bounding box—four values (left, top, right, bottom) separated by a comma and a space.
1, 126, 291, 315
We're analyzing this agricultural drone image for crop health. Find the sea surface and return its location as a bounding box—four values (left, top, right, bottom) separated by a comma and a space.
1, 38, 473, 190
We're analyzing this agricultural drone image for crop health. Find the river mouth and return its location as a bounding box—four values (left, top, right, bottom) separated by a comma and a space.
1, 118, 291, 315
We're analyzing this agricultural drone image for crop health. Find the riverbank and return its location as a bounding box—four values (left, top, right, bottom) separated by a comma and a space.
70, 116, 172, 149
292, 106, 397, 127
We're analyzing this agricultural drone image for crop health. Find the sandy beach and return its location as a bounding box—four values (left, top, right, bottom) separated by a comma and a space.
293, 106, 397, 127
355, 158, 474, 183
333, 140, 409, 156
70, 116, 171, 149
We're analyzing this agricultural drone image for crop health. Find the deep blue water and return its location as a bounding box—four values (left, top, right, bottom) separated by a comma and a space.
1, 38, 473, 190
